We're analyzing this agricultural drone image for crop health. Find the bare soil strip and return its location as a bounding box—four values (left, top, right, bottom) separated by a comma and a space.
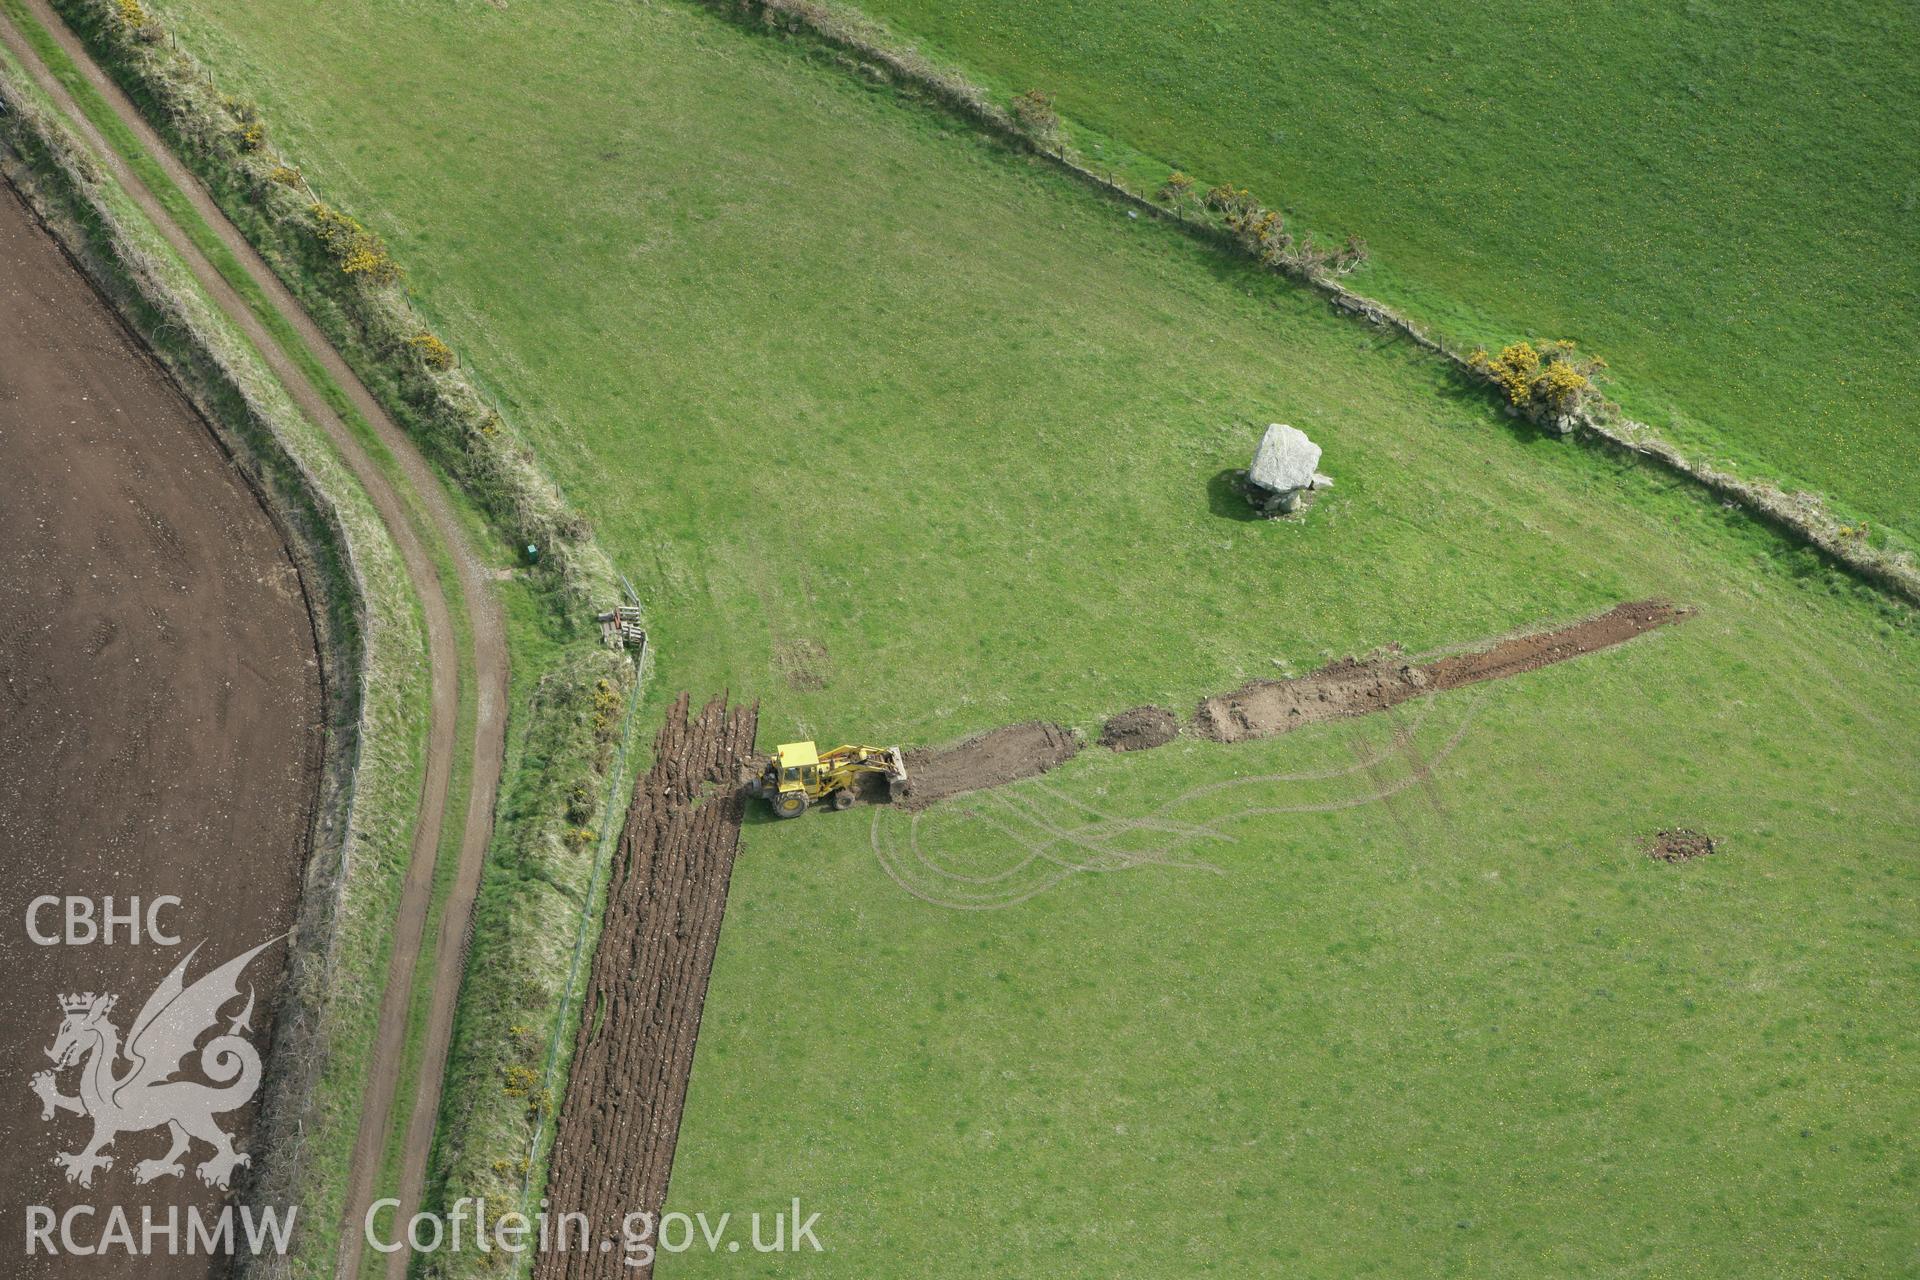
891, 602, 1685, 813
1101, 705, 1180, 753
0, 176, 321, 1278
0, 12, 512, 1276
536, 694, 760, 1280
901, 721, 1081, 810
1196, 600, 1688, 743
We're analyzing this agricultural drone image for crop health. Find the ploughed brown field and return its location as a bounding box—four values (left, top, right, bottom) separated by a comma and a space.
538, 694, 758, 1280
0, 177, 322, 1277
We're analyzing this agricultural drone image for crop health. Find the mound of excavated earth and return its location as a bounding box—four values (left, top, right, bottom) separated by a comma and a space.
1100, 705, 1180, 752
1644, 828, 1718, 862
1196, 600, 1689, 743
902, 721, 1080, 809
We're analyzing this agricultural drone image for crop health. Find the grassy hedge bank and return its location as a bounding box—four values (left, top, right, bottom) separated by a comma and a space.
422, 645, 639, 1280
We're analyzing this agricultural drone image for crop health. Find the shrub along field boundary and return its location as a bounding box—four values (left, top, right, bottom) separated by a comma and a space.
700, 0, 1920, 608
0, 46, 433, 1271
22, 1, 650, 1272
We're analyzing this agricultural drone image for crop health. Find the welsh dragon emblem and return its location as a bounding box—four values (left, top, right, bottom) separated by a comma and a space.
30, 937, 278, 1190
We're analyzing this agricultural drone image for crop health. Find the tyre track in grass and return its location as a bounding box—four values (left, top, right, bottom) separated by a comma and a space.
870, 599, 1685, 909
0, 7, 509, 1276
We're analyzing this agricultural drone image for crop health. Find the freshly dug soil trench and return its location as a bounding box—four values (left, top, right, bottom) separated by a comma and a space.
1196, 600, 1689, 743
1421, 599, 1688, 689
536, 693, 759, 1280
1645, 828, 1718, 862
884, 602, 1687, 810
901, 721, 1080, 809
1101, 705, 1180, 752
0, 177, 321, 1275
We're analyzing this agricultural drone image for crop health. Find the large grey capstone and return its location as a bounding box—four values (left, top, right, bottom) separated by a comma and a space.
1248, 423, 1321, 493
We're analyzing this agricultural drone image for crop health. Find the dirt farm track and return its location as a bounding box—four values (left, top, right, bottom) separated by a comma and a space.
0, 177, 322, 1276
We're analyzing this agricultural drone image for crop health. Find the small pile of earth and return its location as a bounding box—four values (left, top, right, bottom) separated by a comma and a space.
1100, 705, 1179, 752
774, 637, 829, 690
1644, 829, 1718, 863
902, 721, 1080, 809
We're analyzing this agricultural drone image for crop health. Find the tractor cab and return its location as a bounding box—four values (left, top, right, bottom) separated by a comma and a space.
775, 741, 819, 792
752, 741, 819, 818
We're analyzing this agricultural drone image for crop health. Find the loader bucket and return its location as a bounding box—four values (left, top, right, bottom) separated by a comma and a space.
886, 746, 909, 801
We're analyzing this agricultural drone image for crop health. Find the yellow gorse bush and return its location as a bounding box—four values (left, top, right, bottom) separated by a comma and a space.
1472, 340, 1541, 404
1200, 182, 1366, 278
590, 678, 623, 735
407, 332, 456, 371
1468, 340, 1603, 420
341, 244, 398, 282
308, 202, 402, 285
1536, 359, 1592, 412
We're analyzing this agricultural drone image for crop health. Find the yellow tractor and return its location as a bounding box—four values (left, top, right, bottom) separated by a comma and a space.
748, 741, 909, 818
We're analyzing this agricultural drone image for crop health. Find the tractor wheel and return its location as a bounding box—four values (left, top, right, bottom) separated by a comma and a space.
831, 787, 857, 811
773, 791, 809, 819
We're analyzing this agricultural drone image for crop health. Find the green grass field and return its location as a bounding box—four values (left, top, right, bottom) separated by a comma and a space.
851, 0, 1920, 544
134, 0, 1920, 1272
